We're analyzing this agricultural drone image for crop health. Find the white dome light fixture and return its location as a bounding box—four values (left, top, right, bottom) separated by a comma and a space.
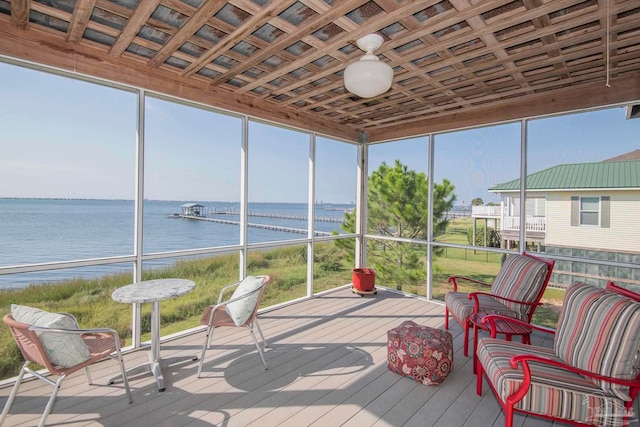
344, 34, 394, 98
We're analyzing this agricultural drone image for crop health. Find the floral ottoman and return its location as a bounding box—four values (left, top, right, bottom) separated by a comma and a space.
387, 320, 453, 385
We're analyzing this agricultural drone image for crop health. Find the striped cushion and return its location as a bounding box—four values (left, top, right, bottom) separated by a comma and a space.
554, 284, 640, 401
445, 291, 519, 322
490, 254, 549, 317
478, 338, 629, 426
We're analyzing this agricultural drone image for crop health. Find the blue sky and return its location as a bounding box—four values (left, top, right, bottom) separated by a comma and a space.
1, 61, 638, 204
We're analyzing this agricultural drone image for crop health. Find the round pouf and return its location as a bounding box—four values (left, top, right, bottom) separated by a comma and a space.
387, 320, 453, 385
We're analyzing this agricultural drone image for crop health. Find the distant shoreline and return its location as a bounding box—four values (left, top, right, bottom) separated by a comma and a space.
0, 197, 355, 204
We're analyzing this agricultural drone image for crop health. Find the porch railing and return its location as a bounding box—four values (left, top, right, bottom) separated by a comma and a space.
502, 216, 546, 232
471, 206, 503, 217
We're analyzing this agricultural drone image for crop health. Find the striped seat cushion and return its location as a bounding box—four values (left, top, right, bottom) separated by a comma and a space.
478, 338, 630, 427
445, 291, 519, 323
490, 254, 549, 317
554, 284, 640, 401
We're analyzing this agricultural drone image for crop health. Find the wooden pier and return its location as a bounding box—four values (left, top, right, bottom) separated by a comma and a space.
178, 215, 333, 236
208, 209, 345, 223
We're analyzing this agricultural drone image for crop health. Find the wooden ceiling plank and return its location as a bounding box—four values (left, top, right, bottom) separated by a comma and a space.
29, 2, 71, 22
147, 0, 228, 68
181, 1, 297, 78
326, 45, 636, 130
263, 0, 514, 98
66, 0, 97, 43
337, 2, 623, 105
367, 0, 609, 90
10, 0, 30, 30
204, 0, 370, 86
300, 0, 359, 32
365, 0, 451, 105
378, 0, 557, 56
448, 0, 530, 97
195, 0, 496, 102
289, 23, 632, 127
340, 42, 624, 125
98, 0, 277, 79
88, 4, 252, 77
110, 0, 163, 57
272, 0, 614, 102
522, 0, 566, 83
236, 0, 441, 94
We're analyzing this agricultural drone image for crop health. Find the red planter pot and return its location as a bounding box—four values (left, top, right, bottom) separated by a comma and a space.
352, 268, 376, 292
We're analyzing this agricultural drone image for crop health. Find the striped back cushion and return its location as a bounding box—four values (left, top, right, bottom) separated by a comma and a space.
490, 254, 549, 318
554, 283, 640, 400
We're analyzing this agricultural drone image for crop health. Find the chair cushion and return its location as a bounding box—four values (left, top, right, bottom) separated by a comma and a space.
11, 304, 91, 368
225, 276, 264, 326
478, 338, 630, 426
445, 291, 518, 323
490, 254, 549, 317
554, 284, 640, 401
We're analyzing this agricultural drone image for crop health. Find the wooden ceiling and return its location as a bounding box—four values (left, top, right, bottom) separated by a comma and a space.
1, 0, 639, 142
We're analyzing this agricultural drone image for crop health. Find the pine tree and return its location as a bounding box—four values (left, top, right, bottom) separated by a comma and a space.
337, 160, 456, 290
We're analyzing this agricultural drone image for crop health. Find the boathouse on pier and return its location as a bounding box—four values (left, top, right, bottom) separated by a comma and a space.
181, 203, 205, 217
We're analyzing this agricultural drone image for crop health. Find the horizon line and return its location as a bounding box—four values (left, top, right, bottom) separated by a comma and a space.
0, 197, 357, 204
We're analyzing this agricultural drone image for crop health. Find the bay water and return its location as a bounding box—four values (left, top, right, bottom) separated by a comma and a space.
0, 199, 351, 289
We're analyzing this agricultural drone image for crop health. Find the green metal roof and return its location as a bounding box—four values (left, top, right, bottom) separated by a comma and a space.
489, 160, 640, 192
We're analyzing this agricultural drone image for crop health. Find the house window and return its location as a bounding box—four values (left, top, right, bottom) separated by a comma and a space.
571, 196, 610, 228
579, 197, 600, 225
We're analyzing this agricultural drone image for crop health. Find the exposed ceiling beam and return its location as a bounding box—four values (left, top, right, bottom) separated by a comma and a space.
110, 0, 163, 57
147, 0, 228, 68
66, 0, 97, 43
205, 0, 371, 86
181, 0, 296, 78
11, 0, 30, 30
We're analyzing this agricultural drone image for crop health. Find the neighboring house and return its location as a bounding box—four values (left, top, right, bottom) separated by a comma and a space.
181, 203, 205, 217
472, 155, 640, 287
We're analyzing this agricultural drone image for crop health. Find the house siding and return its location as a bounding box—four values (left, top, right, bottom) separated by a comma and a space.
543, 190, 640, 289
545, 190, 640, 252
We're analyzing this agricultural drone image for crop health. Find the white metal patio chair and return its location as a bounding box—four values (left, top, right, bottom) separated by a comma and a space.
197, 275, 271, 377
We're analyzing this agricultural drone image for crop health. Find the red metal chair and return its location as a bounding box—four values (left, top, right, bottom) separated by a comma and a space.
477, 282, 640, 427
445, 252, 555, 356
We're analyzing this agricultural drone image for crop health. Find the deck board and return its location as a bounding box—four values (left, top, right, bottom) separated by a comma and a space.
0, 287, 594, 426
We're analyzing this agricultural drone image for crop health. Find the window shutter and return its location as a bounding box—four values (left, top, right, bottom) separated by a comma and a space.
601, 196, 610, 228
571, 196, 579, 226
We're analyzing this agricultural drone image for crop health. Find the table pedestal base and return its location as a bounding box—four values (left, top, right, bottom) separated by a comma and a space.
109, 350, 197, 392
110, 279, 197, 392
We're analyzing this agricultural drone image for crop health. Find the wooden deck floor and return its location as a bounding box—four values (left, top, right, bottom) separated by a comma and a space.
0, 287, 619, 427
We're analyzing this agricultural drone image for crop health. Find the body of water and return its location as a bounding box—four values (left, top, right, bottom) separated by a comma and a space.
0, 199, 353, 289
